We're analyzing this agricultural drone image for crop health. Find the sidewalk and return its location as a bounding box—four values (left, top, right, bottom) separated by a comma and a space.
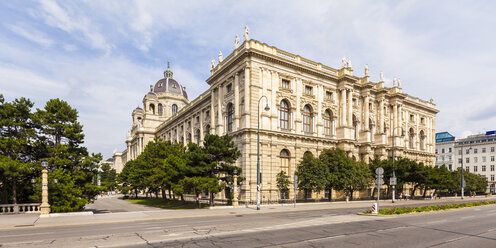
1, 195, 494, 230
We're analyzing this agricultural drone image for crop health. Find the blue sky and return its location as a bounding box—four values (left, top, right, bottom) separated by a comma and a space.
1, 0, 496, 158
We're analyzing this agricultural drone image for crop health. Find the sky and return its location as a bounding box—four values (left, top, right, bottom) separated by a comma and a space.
1, 0, 496, 159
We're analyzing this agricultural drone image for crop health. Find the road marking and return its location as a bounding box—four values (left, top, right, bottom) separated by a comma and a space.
304, 234, 346, 243
459, 215, 476, 219
487, 228, 496, 232
426, 220, 447, 224
0, 232, 54, 238
444, 237, 464, 243
144, 226, 163, 230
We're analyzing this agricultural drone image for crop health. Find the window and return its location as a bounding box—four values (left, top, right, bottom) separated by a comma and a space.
410, 114, 414, 121
458, 158, 462, 164
172, 104, 178, 114
482, 165, 486, 172
474, 157, 478, 163
474, 166, 478, 172
449, 148, 452, 153
326, 91, 333, 101
196, 116, 200, 123
458, 150, 462, 155
474, 148, 478, 154
466, 166, 470, 172
436, 149, 438, 154
483, 156, 487, 162
205, 110, 210, 118
149, 104, 155, 114
492, 165, 495, 171
205, 125, 210, 136
491, 175, 495, 181
483, 148, 486, 153
226, 83, 232, 93
466, 158, 470, 163
305, 86, 313, 95
466, 149, 470, 154
158, 103, 163, 116
449, 164, 452, 171
492, 147, 495, 152
442, 148, 445, 153
195, 129, 201, 144
227, 103, 234, 132
281, 79, 290, 89
280, 149, 290, 173
421, 117, 425, 124
324, 110, 332, 136
302, 105, 313, 133
280, 100, 290, 129
448, 155, 452, 161
492, 156, 495, 162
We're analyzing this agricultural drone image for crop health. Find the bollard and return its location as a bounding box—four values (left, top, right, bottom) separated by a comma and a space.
372, 203, 378, 214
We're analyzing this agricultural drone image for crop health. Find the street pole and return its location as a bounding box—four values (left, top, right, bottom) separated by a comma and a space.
391, 127, 404, 203
257, 96, 270, 210
40, 161, 50, 216
233, 168, 239, 207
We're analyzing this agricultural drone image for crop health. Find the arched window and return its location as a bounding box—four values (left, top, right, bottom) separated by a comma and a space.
187, 133, 192, 143
303, 151, 313, 158
280, 100, 290, 129
324, 109, 332, 136
205, 125, 210, 136
158, 103, 163, 116
149, 104, 155, 114
419, 130, 426, 151
195, 129, 201, 144
172, 104, 178, 115
409, 128, 415, 149
280, 149, 290, 174
303, 105, 313, 133
227, 103, 234, 132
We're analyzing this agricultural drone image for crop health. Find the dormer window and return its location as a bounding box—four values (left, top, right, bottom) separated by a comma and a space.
172, 83, 177, 89
159, 82, 163, 88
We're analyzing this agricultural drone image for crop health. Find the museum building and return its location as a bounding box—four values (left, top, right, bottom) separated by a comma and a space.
113, 34, 438, 201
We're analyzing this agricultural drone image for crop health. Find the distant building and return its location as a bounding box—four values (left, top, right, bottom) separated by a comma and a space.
435, 132, 455, 170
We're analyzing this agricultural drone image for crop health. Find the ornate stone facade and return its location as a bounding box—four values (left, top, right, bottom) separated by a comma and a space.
113, 39, 438, 201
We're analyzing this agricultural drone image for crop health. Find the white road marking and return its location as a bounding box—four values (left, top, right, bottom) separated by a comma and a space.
0, 232, 54, 238
426, 220, 447, 224
444, 237, 464, 243
304, 234, 346, 243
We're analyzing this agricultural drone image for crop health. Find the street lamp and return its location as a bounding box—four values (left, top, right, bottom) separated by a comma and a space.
233, 168, 239, 207
257, 95, 270, 210
460, 145, 471, 199
40, 161, 50, 216
392, 127, 404, 203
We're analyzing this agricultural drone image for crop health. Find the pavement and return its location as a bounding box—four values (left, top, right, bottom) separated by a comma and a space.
1, 195, 494, 230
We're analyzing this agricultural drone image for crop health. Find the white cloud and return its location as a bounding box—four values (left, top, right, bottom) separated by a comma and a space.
5, 23, 54, 47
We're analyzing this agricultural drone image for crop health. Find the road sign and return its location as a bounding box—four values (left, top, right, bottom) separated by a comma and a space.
376, 178, 384, 185
390, 177, 397, 186
462, 180, 466, 188
375, 167, 384, 175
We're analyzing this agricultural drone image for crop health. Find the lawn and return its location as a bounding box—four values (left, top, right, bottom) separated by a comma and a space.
125, 198, 209, 209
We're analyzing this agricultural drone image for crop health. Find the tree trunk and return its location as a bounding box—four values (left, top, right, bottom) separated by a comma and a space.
168, 188, 172, 199
209, 192, 214, 206
371, 187, 376, 199
161, 188, 166, 200
180, 195, 184, 203
135, 189, 138, 198
12, 180, 17, 205
327, 188, 332, 201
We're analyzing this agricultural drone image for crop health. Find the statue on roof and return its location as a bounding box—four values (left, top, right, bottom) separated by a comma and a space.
393, 77, 397, 87
150, 85, 153, 92
347, 58, 352, 68
342, 56, 347, 68
244, 25, 249, 41
380, 72, 384, 82
365, 64, 369, 76
218, 51, 223, 63
398, 78, 401, 87
211, 59, 216, 69
235, 35, 240, 49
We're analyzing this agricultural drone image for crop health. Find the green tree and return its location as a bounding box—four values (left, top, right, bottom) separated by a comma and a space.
100, 162, 117, 191
276, 171, 291, 199
295, 152, 328, 200
0, 156, 32, 204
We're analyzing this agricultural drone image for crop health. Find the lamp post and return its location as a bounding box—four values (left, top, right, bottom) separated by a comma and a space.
233, 168, 239, 207
460, 146, 471, 199
257, 95, 270, 210
40, 161, 50, 216
391, 127, 404, 203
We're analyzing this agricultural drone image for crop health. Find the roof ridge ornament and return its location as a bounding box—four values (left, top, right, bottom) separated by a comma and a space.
164, 60, 173, 79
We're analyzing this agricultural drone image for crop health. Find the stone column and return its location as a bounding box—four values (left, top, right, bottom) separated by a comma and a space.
190, 118, 194, 143
295, 79, 301, 133
40, 168, 50, 216
217, 85, 223, 134
341, 89, 347, 126
199, 110, 204, 145
393, 104, 398, 136
347, 90, 353, 126
244, 67, 251, 129
233, 173, 239, 207
210, 90, 216, 134
379, 99, 384, 133
271, 71, 278, 130
317, 85, 322, 136
234, 72, 240, 131
364, 95, 369, 130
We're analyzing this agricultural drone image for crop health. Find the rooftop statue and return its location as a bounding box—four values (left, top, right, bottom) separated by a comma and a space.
235, 35, 240, 49
244, 25, 249, 41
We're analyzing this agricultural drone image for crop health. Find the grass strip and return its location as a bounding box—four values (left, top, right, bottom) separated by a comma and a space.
125, 198, 209, 209
363, 200, 496, 215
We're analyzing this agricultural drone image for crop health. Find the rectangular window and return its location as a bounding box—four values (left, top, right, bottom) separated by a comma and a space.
491, 175, 495, 181
466, 149, 470, 154
448, 155, 452, 161
436, 149, 438, 154
482, 165, 486, 171
410, 114, 414, 121
466, 166, 470, 172
483, 148, 486, 153
483, 156, 486, 162
458, 150, 462, 155
226, 83, 232, 92
449, 164, 452, 171
449, 148, 452, 153
492, 147, 495, 152
492, 165, 495, 171
474, 148, 478, 154
459, 158, 462, 164
466, 158, 470, 163
326, 91, 333, 101
492, 156, 495, 162
442, 148, 445, 153
305, 86, 313, 95
474, 166, 478, 172
474, 157, 478, 163
281, 79, 290, 89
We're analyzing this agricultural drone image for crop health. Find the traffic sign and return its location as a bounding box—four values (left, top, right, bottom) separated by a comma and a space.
375, 167, 384, 175
390, 177, 397, 186
376, 178, 384, 185
462, 180, 466, 188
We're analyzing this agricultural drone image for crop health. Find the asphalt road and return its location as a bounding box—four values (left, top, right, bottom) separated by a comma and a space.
1, 199, 495, 247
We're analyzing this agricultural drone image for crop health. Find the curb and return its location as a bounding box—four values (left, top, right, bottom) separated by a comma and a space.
47, 211, 94, 217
